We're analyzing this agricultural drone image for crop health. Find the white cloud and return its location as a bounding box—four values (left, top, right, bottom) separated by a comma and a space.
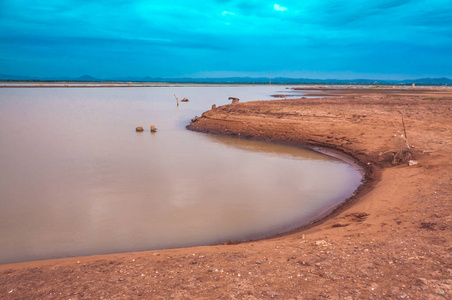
273, 4, 287, 12
222, 11, 235, 16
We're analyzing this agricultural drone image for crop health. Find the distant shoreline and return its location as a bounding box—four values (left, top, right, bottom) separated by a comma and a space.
1, 76, 451, 86
1, 82, 450, 88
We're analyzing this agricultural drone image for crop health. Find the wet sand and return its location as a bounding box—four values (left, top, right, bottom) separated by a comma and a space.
1, 87, 451, 299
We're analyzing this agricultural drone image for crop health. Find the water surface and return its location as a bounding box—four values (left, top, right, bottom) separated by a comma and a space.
0, 86, 362, 264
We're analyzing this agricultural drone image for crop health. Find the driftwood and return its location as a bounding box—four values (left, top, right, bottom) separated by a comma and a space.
228, 97, 239, 104
401, 115, 408, 146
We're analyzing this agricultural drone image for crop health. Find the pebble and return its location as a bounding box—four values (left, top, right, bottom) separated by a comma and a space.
315, 240, 329, 246
408, 160, 418, 166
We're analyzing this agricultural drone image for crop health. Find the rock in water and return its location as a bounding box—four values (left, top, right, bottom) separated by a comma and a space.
150, 125, 157, 132
181, 98, 189, 102
136, 126, 144, 132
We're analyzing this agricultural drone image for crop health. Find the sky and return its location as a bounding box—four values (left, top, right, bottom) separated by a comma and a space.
0, 0, 451, 80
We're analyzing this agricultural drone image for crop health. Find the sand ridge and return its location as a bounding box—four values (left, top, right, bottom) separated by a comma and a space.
1, 87, 451, 299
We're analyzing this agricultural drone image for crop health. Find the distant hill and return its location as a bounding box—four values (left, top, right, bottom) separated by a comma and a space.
105, 76, 451, 85
76, 75, 101, 81
0, 73, 451, 85
0, 73, 34, 80
401, 77, 452, 85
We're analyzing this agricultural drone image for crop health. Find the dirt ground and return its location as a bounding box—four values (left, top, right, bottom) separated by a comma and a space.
1, 87, 451, 299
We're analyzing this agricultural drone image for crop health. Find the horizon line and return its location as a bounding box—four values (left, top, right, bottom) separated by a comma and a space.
0, 74, 451, 83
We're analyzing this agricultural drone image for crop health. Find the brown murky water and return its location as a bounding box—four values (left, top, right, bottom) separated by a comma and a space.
0, 86, 362, 264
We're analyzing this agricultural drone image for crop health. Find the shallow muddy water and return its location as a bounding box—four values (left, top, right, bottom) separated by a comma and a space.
0, 86, 362, 264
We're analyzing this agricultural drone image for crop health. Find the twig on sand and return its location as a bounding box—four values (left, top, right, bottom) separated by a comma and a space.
399, 111, 409, 147
173, 94, 179, 107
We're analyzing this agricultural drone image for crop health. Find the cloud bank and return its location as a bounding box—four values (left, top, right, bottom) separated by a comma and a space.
0, 0, 451, 79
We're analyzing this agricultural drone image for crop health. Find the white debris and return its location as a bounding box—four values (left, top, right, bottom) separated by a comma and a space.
315, 240, 329, 246
408, 160, 418, 166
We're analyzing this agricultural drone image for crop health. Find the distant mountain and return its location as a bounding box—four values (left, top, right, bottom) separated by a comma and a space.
103, 76, 394, 84
401, 77, 452, 85
76, 74, 101, 81
0, 73, 34, 80
123, 77, 451, 85
0, 73, 450, 85
97, 76, 452, 85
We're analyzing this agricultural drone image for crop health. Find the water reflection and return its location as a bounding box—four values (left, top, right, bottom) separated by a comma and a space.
207, 135, 339, 162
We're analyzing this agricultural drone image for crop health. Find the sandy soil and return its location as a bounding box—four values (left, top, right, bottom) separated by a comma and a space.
1, 87, 451, 299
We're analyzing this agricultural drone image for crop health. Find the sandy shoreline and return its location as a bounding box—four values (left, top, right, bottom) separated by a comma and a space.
1, 87, 451, 299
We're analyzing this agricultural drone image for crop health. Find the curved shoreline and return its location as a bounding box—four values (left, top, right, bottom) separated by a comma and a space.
284, 144, 377, 234
186, 106, 381, 242
2, 87, 451, 299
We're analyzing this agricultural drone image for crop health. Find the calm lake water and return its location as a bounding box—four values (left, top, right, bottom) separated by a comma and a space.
0, 85, 362, 264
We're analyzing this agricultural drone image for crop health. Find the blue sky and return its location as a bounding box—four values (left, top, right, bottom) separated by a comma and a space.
1, 0, 451, 79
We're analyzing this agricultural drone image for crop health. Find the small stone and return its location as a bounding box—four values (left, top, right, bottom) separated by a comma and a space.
315, 240, 328, 246
408, 160, 418, 166
150, 125, 157, 132
136, 126, 144, 132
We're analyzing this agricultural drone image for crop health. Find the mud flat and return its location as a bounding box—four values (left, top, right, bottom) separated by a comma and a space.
1, 87, 451, 299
